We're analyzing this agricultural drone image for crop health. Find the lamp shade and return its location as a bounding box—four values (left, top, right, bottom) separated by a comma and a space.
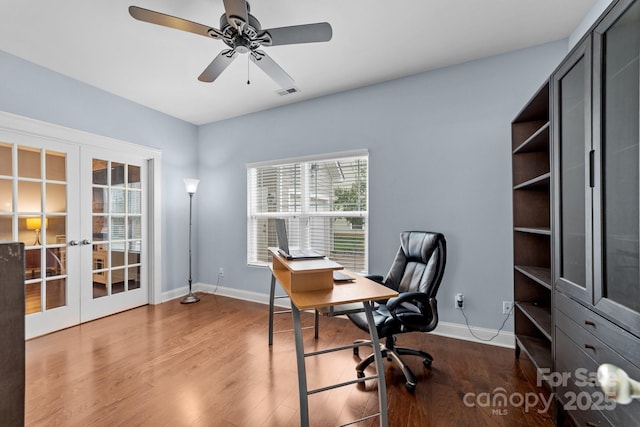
26, 217, 47, 230
184, 178, 200, 194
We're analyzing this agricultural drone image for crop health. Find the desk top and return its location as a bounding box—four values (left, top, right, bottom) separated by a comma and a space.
270, 264, 397, 310
268, 247, 343, 272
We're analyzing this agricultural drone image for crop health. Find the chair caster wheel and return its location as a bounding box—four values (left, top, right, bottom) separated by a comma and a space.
405, 382, 416, 392
356, 370, 365, 379
353, 347, 359, 356
423, 359, 432, 369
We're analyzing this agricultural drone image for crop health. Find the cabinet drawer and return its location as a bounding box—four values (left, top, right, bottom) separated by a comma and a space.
555, 328, 613, 426
555, 291, 640, 368
556, 320, 640, 426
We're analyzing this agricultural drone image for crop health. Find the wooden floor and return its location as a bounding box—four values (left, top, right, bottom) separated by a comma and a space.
25, 293, 554, 427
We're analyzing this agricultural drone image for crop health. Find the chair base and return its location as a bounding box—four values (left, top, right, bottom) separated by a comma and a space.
353, 338, 433, 392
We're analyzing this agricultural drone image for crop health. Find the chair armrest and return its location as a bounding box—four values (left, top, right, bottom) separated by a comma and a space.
365, 274, 384, 284
387, 292, 438, 332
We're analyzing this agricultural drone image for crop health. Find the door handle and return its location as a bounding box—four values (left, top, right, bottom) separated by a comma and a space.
598, 363, 640, 404
81, 239, 92, 245
69, 240, 80, 246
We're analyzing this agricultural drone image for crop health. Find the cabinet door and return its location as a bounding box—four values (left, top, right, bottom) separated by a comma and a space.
553, 38, 592, 303
593, 0, 640, 337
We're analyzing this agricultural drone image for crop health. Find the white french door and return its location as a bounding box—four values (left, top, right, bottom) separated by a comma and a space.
79, 148, 148, 323
0, 137, 81, 338
0, 114, 158, 339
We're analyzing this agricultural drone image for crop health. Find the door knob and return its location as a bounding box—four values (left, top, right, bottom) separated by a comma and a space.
81, 239, 92, 245
598, 363, 640, 404
69, 240, 80, 246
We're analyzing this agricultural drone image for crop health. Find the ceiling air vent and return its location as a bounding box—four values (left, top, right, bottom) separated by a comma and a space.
277, 87, 300, 96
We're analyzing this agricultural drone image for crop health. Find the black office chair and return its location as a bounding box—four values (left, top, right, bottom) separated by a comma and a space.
347, 231, 446, 391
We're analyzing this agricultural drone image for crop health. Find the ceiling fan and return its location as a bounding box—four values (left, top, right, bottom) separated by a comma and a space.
129, 1, 332, 89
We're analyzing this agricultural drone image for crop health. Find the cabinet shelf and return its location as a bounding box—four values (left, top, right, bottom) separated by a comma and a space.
515, 335, 552, 379
514, 265, 551, 289
514, 227, 551, 236
515, 302, 552, 340
513, 172, 550, 190
513, 122, 550, 154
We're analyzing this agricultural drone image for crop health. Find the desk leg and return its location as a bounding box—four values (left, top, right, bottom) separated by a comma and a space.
268, 274, 276, 346
291, 303, 309, 427
363, 301, 388, 427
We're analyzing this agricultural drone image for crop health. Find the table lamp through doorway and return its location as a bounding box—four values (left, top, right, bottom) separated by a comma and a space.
26, 217, 48, 246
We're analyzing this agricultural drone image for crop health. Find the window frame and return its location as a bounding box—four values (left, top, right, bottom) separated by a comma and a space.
246, 149, 369, 271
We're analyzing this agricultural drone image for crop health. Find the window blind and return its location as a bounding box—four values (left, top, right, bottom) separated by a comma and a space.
247, 151, 368, 271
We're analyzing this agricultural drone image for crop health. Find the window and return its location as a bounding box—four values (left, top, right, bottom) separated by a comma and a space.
247, 150, 368, 271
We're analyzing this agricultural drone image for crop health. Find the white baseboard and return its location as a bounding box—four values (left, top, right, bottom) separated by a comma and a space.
164, 283, 514, 349
431, 321, 514, 349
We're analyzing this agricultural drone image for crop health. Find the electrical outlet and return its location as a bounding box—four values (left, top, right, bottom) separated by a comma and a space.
219, 267, 224, 277
502, 301, 513, 314
455, 293, 464, 309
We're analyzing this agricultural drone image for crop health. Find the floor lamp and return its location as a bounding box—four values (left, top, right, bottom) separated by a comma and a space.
181, 178, 200, 304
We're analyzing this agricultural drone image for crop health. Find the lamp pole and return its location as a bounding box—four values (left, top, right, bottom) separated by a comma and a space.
181, 178, 200, 304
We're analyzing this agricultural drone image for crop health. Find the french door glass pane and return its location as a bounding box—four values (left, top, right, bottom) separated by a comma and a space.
18, 147, 40, 179
0, 179, 11, 212
25, 282, 41, 314
46, 279, 66, 310
46, 183, 66, 212
0, 216, 10, 240
111, 189, 125, 213
128, 266, 141, 290
559, 56, 587, 287
92, 159, 108, 185
602, 1, 640, 311
93, 188, 108, 213
112, 162, 125, 187
25, 248, 42, 280
0, 142, 11, 175
17, 181, 41, 212
93, 216, 107, 241
45, 151, 65, 181
45, 216, 66, 245
128, 165, 141, 188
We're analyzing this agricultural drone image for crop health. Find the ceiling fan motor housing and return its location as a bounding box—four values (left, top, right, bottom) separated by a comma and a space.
220, 12, 263, 53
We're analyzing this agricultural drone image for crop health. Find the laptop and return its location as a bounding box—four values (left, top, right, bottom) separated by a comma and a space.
275, 218, 324, 260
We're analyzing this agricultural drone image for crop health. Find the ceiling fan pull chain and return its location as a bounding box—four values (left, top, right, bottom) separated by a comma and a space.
247, 55, 251, 85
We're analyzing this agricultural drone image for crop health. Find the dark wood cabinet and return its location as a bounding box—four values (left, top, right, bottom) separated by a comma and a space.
514, 2, 640, 425
550, 0, 640, 425
0, 242, 25, 427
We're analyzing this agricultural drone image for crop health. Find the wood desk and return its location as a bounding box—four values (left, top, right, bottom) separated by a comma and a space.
268, 248, 397, 427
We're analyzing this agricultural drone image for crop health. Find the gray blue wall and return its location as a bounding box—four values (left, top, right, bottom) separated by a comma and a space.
197, 39, 568, 331
0, 50, 199, 293
1, 38, 568, 331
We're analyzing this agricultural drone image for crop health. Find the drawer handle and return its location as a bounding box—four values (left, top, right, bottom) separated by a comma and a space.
584, 344, 596, 351
584, 320, 596, 327
586, 422, 597, 427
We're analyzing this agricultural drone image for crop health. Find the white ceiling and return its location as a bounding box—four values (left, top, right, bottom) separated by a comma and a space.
0, 0, 597, 125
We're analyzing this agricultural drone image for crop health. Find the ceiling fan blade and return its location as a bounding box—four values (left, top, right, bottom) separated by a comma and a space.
198, 50, 238, 82
222, 0, 248, 31
250, 51, 295, 89
128, 6, 222, 39
262, 22, 332, 46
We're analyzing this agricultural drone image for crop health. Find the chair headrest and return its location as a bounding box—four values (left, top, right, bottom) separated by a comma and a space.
400, 231, 445, 264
